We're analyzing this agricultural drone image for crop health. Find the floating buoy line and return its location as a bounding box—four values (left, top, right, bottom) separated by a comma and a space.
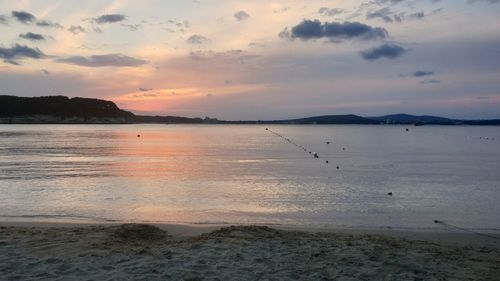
264, 126, 500, 240
266, 128, 324, 160
434, 220, 499, 240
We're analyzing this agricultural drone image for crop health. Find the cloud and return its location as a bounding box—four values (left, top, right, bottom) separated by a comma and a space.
139, 87, 153, 92
318, 7, 344, 16
366, 7, 424, 23
94, 14, 126, 24
36, 20, 63, 28
361, 44, 407, 60
56, 54, 147, 67
68, 25, 86, 34
19, 32, 45, 41
11, 11, 36, 24
468, 0, 500, 3
420, 79, 441, 84
279, 20, 387, 42
408, 12, 425, 19
0, 15, 7, 25
366, 7, 401, 22
121, 23, 142, 31
273, 7, 289, 14
234, 11, 250, 21
40, 69, 50, 75
413, 70, 434, 77
476, 96, 490, 100
360, 0, 408, 7
0, 44, 45, 64
186, 35, 210, 44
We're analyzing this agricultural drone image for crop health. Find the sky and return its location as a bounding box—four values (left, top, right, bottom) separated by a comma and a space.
0, 0, 499, 120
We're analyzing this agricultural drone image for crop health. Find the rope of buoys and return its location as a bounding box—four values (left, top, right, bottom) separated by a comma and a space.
434, 220, 499, 240
266, 127, 499, 238
266, 128, 320, 159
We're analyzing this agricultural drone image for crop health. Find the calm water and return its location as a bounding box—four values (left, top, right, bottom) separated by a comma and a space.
0, 124, 499, 231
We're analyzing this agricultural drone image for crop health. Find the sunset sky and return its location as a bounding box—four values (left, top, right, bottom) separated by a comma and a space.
1, 0, 499, 120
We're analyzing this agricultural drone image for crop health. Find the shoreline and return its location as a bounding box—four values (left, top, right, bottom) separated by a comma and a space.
1, 220, 499, 247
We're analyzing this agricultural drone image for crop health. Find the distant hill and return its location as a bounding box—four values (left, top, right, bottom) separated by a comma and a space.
367, 114, 500, 125
368, 114, 455, 124
218, 114, 378, 124
280, 114, 379, 124
1, 95, 499, 125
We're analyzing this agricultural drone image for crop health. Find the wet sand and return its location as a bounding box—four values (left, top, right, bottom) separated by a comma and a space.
0, 222, 499, 280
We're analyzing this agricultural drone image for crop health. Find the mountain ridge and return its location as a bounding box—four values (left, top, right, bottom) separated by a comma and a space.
1, 95, 499, 125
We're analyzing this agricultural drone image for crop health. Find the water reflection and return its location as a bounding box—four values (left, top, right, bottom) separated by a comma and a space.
1, 124, 500, 229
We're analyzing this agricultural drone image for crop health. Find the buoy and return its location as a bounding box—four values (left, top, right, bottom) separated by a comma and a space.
406, 128, 409, 132
342, 148, 345, 151
434, 220, 440, 224
137, 134, 141, 138
313, 152, 319, 158
265, 128, 268, 130
326, 141, 330, 144
326, 160, 329, 164
336, 166, 339, 169
387, 192, 392, 196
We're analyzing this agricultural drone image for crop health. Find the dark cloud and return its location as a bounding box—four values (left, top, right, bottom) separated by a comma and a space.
413, 70, 434, 77
68, 25, 86, 34
56, 54, 148, 67
280, 20, 387, 42
234, 10, 250, 21
318, 7, 344, 16
361, 44, 407, 60
36, 20, 63, 28
19, 32, 45, 41
186, 35, 210, 44
94, 14, 126, 24
0, 44, 45, 64
139, 87, 153, 92
11, 11, 36, 24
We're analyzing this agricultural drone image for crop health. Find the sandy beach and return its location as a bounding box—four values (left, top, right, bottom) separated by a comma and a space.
0, 222, 498, 281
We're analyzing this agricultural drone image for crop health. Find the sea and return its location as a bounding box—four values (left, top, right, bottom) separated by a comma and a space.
1, 124, 499, 231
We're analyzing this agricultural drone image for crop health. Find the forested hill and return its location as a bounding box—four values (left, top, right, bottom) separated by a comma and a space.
0, 95, 133, 119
